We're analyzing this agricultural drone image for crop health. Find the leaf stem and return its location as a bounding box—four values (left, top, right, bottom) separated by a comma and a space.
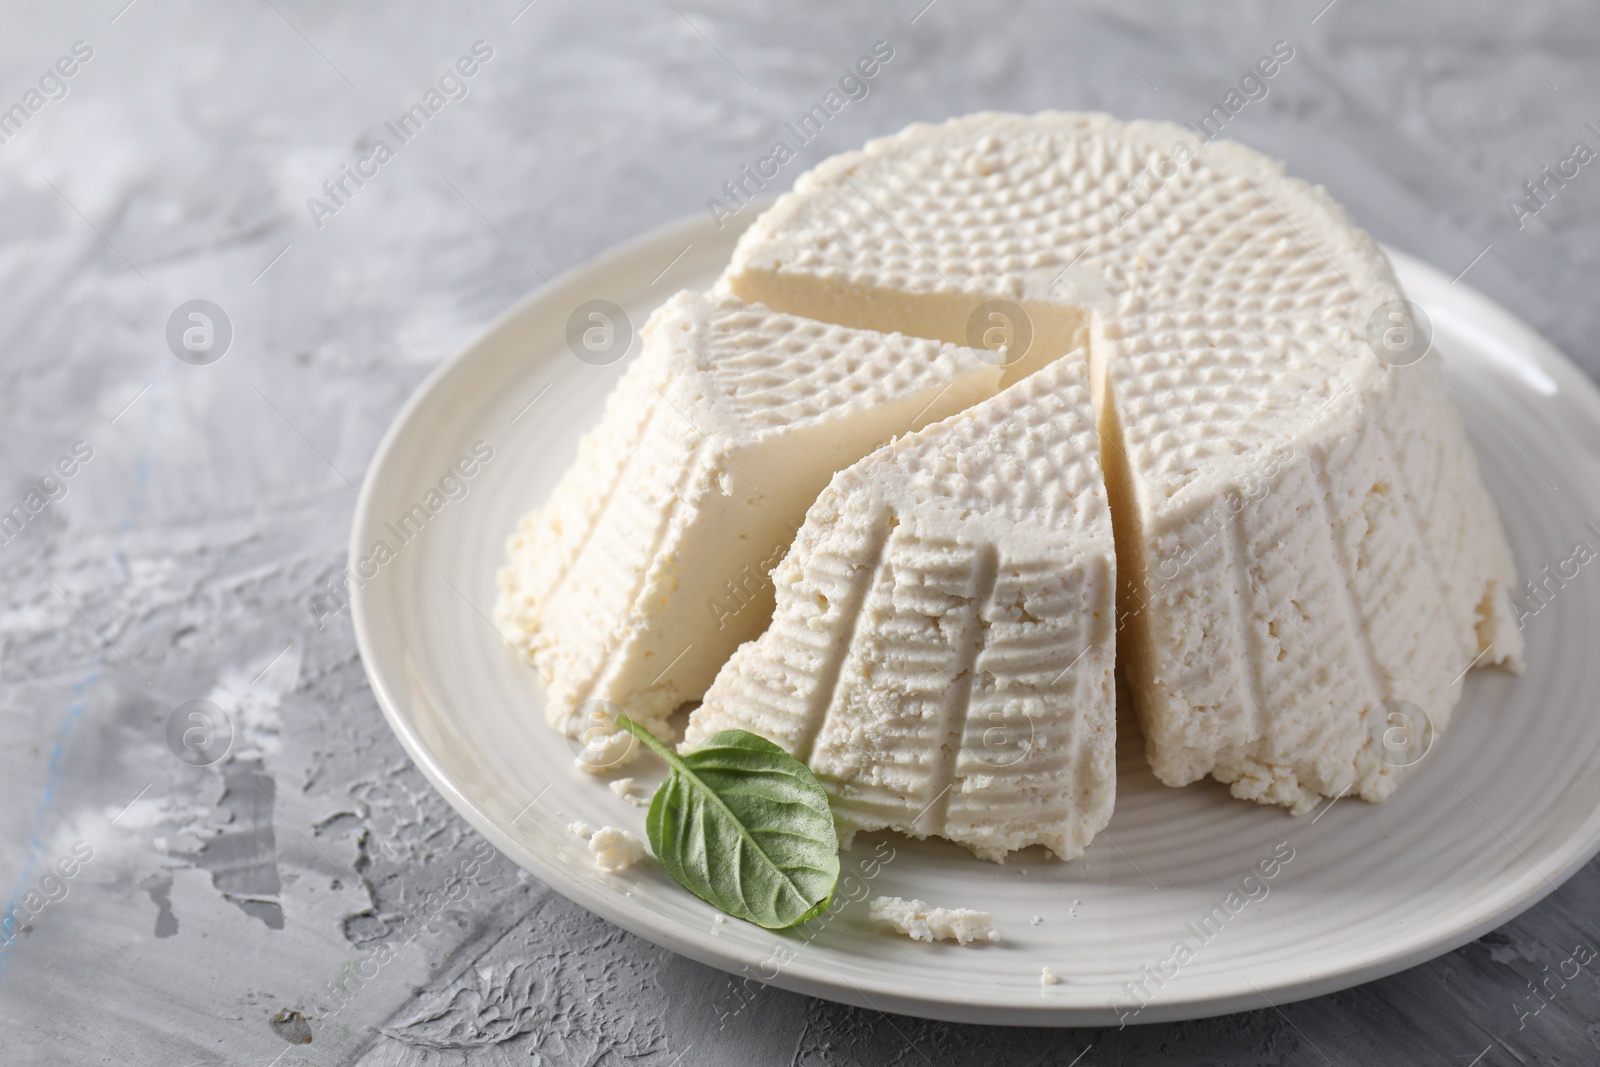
617, 715, 683, 768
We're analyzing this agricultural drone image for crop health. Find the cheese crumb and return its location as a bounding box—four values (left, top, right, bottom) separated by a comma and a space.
1030, 915, 1043, 926
608, 777, 651, 807
588, 826, 646, 871
567, 820, 594, 840
868, 896, 998, 945
1040, 967, 1060, 986
573, 730, 634, 774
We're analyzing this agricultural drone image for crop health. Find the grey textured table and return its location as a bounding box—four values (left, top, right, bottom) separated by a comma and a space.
2, 2, 1597, 1064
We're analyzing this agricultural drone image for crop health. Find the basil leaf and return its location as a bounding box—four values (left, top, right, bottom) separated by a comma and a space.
617, 716, 840, 930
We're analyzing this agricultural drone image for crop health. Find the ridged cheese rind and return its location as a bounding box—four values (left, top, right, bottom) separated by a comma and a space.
720, 111, 1522, 815
688, 356, 1116, 861
495, 290, 1001, 738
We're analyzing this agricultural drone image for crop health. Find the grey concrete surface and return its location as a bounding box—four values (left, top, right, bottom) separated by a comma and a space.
1, 1, 1597, 1063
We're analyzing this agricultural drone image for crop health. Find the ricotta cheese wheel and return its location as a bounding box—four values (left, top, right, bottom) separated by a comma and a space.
686, 356, 1116, 862
494, 290, 1001, 738
718, 111, 1522, 817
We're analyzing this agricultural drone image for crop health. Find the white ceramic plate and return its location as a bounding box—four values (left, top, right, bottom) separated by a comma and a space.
350, 208, 1600, 1026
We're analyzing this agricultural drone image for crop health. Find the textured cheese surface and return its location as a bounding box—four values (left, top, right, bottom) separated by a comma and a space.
496, 289, 1000, 739
687, 357, 1116, 861
868, 896, 999, 945
721, 110, 1522, 815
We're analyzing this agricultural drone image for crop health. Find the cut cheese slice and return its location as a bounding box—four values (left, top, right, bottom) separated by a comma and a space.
494, 290, 1001, 739
718, 111, 1522, 815
687, 356, 1116, 862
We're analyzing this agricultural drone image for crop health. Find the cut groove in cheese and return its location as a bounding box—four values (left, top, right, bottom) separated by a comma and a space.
714, 110, 1521, 819
494, 290, 1002, 739
687, 356, 1117, 862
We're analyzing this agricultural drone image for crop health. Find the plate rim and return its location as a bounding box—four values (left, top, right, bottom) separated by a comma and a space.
349, 214, 1600, 1027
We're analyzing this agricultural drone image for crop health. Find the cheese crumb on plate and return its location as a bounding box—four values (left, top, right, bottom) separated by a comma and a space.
608, 777, 651, 807
869, 896, 998, 945
568, 821, 647, 872
589, 826, 646, 871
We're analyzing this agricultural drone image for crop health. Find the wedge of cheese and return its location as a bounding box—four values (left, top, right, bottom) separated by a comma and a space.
686, 356, 1116, 861
716, 111, 1522, 817
494, 290, 1001, 738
